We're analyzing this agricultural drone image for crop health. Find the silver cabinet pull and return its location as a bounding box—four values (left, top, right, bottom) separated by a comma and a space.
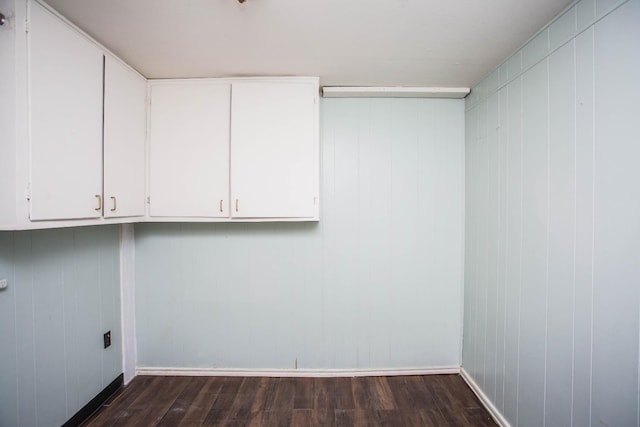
94, 195, 102, 211
219, 199, 223, 213
235, 199, 239, 212
110, 196, 117, 212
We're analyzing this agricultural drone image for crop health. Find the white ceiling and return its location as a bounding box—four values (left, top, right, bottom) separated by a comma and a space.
43, 0, 572, 87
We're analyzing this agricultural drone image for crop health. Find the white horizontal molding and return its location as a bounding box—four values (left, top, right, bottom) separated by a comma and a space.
321, 86, 470, 99
136, 366, 460, 378
460, 368, 510, 427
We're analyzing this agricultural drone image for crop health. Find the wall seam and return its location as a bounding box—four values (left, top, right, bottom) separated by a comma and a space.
501, 86, 510, 413
542, 57, 551, 427
587, 23, 595, 427
515, 76, 524, 427
12, 233, 19, 426
29, 233, 38, 427
570, 33, 577, 427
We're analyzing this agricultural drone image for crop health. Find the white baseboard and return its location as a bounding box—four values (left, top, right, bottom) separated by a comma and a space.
136, 366, 460, 378
460, 367, 510, 427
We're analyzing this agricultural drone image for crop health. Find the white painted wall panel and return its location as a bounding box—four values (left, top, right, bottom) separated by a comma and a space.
463, 1, 640, 426
135, 98, 465, 371
518, 59, 549, 427
591, 1, 640, 425
484, 92, 500, 402
503, 77, 523, 425
572, 26, 595, 427
545, 40, 575, 427
0, 232, 18, 427
0, 226, 121, 427
495, 87, 509, 414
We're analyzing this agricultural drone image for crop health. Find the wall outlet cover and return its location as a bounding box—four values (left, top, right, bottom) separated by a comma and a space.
0, 279, 7, 290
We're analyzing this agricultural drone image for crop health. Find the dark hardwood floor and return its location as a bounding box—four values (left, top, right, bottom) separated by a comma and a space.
84, 374, 497, 426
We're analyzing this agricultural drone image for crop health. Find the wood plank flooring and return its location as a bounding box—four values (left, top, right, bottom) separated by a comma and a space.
84, 374, 496, 426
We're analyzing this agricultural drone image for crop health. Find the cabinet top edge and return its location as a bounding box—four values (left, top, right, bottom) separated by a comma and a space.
147, 76, 320, 86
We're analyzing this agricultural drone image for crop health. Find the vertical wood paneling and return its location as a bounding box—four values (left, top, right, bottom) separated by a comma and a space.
464, 1, 640, 426
13, 232, 37, 426
0, 226, 121, 427
463, 106, 478, 374
503, 76, 523, 425
135, 98, 465, 372
475, 99, 489, 389
572, 26, 595, 427
591, 1, 640, 425
518, 59, 549, 427
545, 40, 576, 427
484, 92, 500, 402
32, 230, 71, 425
0, 232, 18, 427
495, 87, 509, 414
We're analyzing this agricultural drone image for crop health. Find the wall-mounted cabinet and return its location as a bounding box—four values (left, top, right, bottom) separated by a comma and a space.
28, 2, 104, 221
230, 81, 318, 219
0, 1, 147, 230
148, 82, 231, 218
0, 0, 318, 229
147, 77, 320, 222
103, 55, 147, 219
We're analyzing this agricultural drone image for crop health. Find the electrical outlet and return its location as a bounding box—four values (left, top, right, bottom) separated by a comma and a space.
0, 279, 7, 290
103, 331, 111, 349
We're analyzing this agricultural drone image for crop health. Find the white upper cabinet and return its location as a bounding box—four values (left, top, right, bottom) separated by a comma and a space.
230, 81, 318, 219
146, 77, 319, 222
103, 55, 147, 218
29, 2, 104, 221
148, 82, 231, 218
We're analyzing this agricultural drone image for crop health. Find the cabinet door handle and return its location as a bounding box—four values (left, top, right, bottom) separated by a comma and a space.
219, 199, 223, 213
110, 196, 117, 212
94, 195, 102, 211
235, 199, 239, 212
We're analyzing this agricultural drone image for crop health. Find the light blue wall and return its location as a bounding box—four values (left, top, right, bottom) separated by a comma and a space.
135, 98, 465, 370
463, 0, 640, 426
0, 226, 122, 427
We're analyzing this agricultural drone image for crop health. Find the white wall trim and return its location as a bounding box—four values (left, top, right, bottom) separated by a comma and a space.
119, 224, 137, 385
460, 367, 511, 427
136, 366, 460, 378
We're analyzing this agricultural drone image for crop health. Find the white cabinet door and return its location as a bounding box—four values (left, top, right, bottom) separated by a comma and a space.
148, 83, 230, 217
230, 81, 317, 218
103, 56, 146, 218
29, 3, 104, 221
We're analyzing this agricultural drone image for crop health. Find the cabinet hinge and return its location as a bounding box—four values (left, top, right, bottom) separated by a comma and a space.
25, 183, 31, 200
24, 19, 29, 33
146, 196, 150, 204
